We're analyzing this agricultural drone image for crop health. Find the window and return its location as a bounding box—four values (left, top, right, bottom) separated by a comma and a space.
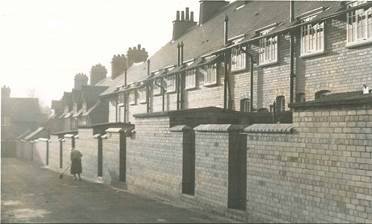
82, 103, 87, 112
347, 1, 372, 46
301, 22, 325, 56
166, 75, 176, 93
138, 87, 147, 104
153, 79, 162, 96
275, 96, 285, 112
231, 47, 247, 71
258, 31, 278, 65
203, 63, 218, 86
118, 92, 125, 104
240, 98, 250, 112
185, 69, 197, 90
118, 105, 125, 122
129, 90, 136, 105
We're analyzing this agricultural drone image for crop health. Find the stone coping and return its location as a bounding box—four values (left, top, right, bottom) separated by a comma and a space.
64, 134, 75, 138
105, 128, 123, 133
243, 124, 294, 134
194, 124, 246, 132
169, 125, 192, 132
37, 138, 49, 142
133, 107, 243, 118
290, 92, 372, 110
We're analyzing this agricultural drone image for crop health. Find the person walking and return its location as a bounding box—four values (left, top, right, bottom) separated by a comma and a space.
70, 147, 83, 181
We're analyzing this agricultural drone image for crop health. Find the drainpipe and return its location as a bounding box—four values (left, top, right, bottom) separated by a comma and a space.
223, 15, 229, 110
146, 60, 151, 113
178, 42, 185, 110
289, 0, 295, 108
154, 79, 165, 112
240, 45, 255, 112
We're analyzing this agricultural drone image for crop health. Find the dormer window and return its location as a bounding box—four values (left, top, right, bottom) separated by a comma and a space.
346, 1, 372, 47
166, 75, 176, 93
299, 9, 325, 57
138, 87, 147, 104
153, 79, 162, 96
129, 90, 136, 105
257, 24, 278, 66
203, 63, 218, 86
185, 69, 197, 90
231, 47, 247, 71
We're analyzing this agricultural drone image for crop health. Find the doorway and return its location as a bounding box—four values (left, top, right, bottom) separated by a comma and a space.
182, 131, 195, 195
119, 131, 126, 182
97, 137, 103, 177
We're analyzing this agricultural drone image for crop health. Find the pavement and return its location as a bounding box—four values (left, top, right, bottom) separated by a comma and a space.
1, 158, 234, 223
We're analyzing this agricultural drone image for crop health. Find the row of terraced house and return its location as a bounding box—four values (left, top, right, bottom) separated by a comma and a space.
15, 1, 372, 223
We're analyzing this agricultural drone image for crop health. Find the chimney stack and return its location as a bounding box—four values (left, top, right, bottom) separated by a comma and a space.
199, 0, 229, 25
172, 7, 197, 40
74, 73, 88, 90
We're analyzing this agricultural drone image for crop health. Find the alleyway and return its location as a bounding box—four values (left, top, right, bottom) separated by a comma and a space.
1, 158, 232, 223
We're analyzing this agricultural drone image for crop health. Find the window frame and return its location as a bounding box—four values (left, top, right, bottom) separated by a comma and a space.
153, 79, 162, 96
129, 90, 137, 105
185, 69, 197, 90
231, 47, 247, 72
203, 63, 218, 87
166, 74, 177, 93
258, 35, 278, 66
346, 1, 372, 47
300, 21, 325, 57
138, 87, 147, 104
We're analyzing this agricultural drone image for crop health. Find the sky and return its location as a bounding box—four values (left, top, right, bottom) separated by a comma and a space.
0, 0, 200, 107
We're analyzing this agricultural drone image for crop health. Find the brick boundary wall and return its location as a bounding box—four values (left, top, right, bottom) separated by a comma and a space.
33, 139, 48, 166
126, 116, 183, 199
102, 128, 122, 186
75, 129, 99, 182
243, 103, 372, 223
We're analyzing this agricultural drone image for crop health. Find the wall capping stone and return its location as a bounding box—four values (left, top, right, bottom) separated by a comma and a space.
243, 124, 294, 134
64, 134, 74, 138
37, 138, 49, 142
169, 125, 192, 132
290, 92, 372, 110
105, 128, 123, 133
194, 124, 246, 132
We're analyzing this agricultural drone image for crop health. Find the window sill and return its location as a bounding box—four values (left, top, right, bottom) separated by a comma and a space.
258, 60, 278, 67
231, 68, 248, 75
300, 50, 325, 59
203, 82, 218, 87
166, 90, 176, 94
129, 102, 136, 106
346, 39, 372, 48
185, 86, 197, 91
139, 101, 147, 104
153, 92, 162, 96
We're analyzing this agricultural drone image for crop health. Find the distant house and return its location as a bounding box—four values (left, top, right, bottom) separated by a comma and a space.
1, 86, 47, 156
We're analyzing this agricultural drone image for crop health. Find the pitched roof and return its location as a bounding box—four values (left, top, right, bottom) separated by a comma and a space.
95, 77, 115, 87
100, 1, 341, 97
80, 85, 108, 107
24, 127, 48, 141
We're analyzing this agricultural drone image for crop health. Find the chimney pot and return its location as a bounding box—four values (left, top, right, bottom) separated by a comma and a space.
138, 44, 141, 50
181, 11, 185, 21
190, 11, 194, 21
186, 7, 189, 20
176, 11, 180, 21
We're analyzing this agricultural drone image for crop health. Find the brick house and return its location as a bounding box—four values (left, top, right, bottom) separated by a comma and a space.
100, 1, 372, 124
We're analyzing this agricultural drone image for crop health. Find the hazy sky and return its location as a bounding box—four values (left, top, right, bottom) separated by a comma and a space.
0, 0, 200, 107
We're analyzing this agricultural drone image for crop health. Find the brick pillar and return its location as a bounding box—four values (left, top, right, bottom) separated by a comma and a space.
194, 124, 246, 209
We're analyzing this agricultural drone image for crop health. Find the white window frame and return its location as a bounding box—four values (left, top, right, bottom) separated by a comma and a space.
258, 32, 278, 66
166, 75, 176, 93
346, 1, 372, 47
153, 79, 162, 96
231, 47, 247, 71
185, 69, 197, 90
203, 63, 218, 87
129, 90, 136, 105
118, 104, 125, 122
300, 21, 325, 57
138, 87, 147, 104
